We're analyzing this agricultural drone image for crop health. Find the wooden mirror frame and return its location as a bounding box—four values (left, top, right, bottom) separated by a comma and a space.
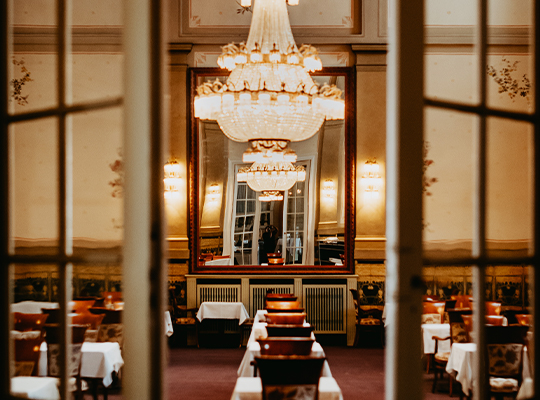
188, 66, 356, 274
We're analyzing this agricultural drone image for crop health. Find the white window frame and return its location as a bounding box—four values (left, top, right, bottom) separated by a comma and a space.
386, 1, 538, 399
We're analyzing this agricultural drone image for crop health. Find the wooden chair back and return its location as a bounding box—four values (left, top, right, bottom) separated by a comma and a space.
485, 325, 528, 345
515, 314, 531, 326
451, 295, 472, 309
255, 355, 326, 400
265, 300, 303, 312
70, 300, 96, 314
447, 309, 472, 324
423, 302, 445, 315
485, 301, 502, 316
71, 313, 105, 330
12, 330, 42, 376
13, 312, 48, 332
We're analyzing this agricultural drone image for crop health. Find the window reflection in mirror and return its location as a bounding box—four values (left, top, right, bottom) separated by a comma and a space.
193, 69, 353, 270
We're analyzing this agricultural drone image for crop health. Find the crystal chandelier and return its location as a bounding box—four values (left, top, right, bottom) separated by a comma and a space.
259, 191, 284, 202
237, 160, 306, 192
194, 0, 345, 146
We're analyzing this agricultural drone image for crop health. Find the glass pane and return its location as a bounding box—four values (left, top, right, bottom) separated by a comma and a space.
287, 198, 295, 213
245, 216, 254, 231
486, 54, 534, 116
261, 202, 270, 212
486, 117, 533, 259
423, 108, 476, 259
237, 184, 246, 200
234, 234, 242, 249
236, 201, 245, 214
247, 187, 256, 199
244, 233, 253, 249
72, 107, 123, 256
9, 54, 58, 115
296, 215, 304, 231
425, 54, 477, 105
297, 232, 304, 247
70, 54, 123, 106
246, 200, 256, 213
234, 217, 244, 233
296, 181, 305, 194
296, 198, 304, 213
287, 215, 295, 230
11, 118, 59, 254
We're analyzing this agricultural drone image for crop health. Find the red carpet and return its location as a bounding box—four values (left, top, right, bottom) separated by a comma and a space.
102, 346, 455, 399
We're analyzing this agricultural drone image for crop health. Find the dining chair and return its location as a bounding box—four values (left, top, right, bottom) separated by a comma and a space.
12, 330, 42, 376
254, 355, 326, 400
431, 319, 470, 394
71, 313, 105, 342
422, 301, 445, 325
515, 314, 531, 327
89, 308, 124, 350
349, 289, 384, 348
459, 326, 529, 400
168, 286, 198, 347
485, 302, 502, 316
44, 324, 88, 400
71, 299, 96, 314
13, 312, 48, 332
451, 295, 473, 310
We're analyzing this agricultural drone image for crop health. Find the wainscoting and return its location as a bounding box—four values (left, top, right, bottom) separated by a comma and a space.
185, 274, 358, 345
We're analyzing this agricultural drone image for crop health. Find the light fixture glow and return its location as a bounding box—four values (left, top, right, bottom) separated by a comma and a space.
322, 179, 336, 198
259, 191, 284, 202
164, 159, 182, 199
362, 158, 382, 200
237, 161, 305, 192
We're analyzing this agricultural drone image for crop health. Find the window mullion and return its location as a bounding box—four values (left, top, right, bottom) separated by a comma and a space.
57, 0, 73, 398
533, 0, 540, 395
471, 0, 488, 399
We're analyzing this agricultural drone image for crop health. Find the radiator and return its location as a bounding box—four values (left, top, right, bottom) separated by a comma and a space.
303, 285, 347, 333
197, 284, 241, 305
249, 284, 294, 317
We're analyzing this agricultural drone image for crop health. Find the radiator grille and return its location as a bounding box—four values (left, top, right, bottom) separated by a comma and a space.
197, 284, 241, 305
303, 285, 346, 333
249, 285, 294, 317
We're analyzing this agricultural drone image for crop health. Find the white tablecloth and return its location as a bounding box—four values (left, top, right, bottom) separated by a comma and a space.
446, 343, 531, 397
11, 377, 60, 399
39, 342, 124, 387
238, 341, 331, 378
422, 323, 451, 354
230, 377, 343, 400
197, 302, 249, 325
165, 311, 174, 337
11, 301, 59, 314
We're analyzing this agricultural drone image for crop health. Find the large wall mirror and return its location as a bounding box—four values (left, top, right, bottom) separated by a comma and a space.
188, 67, 355, 274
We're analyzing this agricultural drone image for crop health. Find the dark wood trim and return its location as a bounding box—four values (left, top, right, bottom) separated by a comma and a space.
187, 67, 356, 274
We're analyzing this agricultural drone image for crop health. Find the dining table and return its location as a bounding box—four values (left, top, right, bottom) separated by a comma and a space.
10, 376, 61, 399
230, 376, 343, 400
38, 341, 124, 387
446, 342, 531, 397
196, 301, 250, 325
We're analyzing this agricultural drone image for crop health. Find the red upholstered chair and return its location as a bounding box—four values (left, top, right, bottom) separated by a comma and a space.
70, 300, 96, 314
515, 314, 531, 326
486, 301, 502, 316
71, 313, 105, 342
422, 302, 445, 324
451, 295, 473, 310
13, 312, 48, 332
12, 330, 42, 376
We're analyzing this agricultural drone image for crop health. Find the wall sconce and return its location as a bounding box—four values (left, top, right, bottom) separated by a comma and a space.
164, 159, 181, 199
207, 184, 220, 203
362, 158, 382, 200
322, 179, 336, 198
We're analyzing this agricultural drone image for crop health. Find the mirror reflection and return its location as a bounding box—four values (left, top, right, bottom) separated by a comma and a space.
197, 75, 346, 267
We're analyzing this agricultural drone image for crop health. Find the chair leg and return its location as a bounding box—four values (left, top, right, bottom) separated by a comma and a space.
449, 373, 453, 397
353, 325, 360, 347
426, 354, 431, 373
